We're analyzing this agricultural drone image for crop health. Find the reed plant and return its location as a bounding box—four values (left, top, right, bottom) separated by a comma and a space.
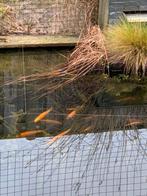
106, 19, 147, 76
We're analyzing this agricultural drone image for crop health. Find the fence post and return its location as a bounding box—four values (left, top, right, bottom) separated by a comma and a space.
98, 0, 109, 29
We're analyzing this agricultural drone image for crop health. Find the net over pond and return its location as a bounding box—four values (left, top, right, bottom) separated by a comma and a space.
0, 130, 147, 196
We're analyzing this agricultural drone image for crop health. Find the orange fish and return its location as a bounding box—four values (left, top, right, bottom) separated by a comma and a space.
41, 119, 62, 125
125, 119, 143, 127
67, 107, 76, 111
118, 96, 136, 102
16, 130, 46, 138
48, 129, 70, 145
84, 126, 93, 132
66, 110, 77, 119
34, 108, 52, 123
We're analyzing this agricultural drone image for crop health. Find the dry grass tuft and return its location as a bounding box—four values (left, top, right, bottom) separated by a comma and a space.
66, 26, 107, 78
21, 26, 107, 94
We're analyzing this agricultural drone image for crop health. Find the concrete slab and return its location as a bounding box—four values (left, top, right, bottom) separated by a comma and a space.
0, 35, 78, 48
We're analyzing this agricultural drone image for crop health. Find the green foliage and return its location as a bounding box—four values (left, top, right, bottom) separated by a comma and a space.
106, 19, 147, 76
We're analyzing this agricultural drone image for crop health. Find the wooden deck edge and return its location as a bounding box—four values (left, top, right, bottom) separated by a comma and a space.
0, 35, 79, 48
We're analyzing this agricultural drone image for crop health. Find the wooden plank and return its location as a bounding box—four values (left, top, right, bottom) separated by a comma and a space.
98, 0, 109, 29
0, 35, 79, 48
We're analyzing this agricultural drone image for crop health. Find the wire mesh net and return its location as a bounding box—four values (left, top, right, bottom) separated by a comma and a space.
0, 129, 147, 196
0, 1, 147, 195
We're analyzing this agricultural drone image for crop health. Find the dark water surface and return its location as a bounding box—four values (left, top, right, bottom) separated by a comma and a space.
0, 48, 72, 138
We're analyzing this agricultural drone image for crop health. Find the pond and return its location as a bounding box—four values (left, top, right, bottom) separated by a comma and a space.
0, 48, 147, 196
0, 48, 147, 138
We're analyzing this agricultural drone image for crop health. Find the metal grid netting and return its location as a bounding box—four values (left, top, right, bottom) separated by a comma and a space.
0, 131, 147, 196
0, 0, 98, 36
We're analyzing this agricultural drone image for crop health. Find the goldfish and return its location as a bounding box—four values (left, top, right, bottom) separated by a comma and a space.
16, 130, 46, 138
34, 108, 53, 123
67, 107, 76, 111
84, 126, 93, 132
118, 96, 136, 103
41, 119, 62, 125
125, 119, 143, 127
66, 110, 77, 119
48, 129, 70, 145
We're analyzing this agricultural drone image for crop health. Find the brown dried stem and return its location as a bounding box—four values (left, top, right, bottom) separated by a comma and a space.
21, 26, 107, 94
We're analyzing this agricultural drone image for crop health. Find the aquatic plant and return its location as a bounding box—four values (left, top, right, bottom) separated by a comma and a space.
106, 19, 147, 76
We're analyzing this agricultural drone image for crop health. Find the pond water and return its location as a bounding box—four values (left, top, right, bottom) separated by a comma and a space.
0, 48, 72, 138
0, 48, 147, 196
0, 48, 147, 139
